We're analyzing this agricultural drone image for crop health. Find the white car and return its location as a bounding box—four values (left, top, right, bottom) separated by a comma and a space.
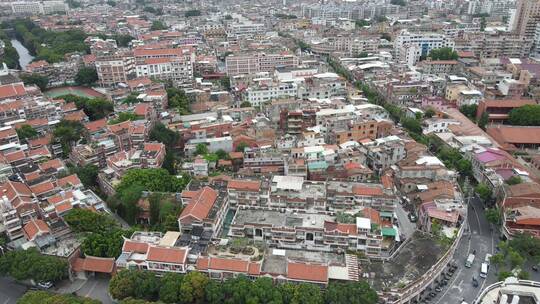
37, 281, 53, 289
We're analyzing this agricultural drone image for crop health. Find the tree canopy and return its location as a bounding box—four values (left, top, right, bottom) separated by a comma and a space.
459, 104, 477, 121
109, 112, 141, 125
475, 183, 492, 201
428, 47, 458, 60
56, 94, 114, 121
149, 123, 179, 148
64, 208, 119, 233
20, 73, 48, 91
508, 105, 540, 126
0, 248, 68, 283
75, 67, 98, 87
16, 124, 38, 141
150, 21, 167, 30
10, 19, 88, 63
109, 270, 378, 304
166, 87, 191, 114
184, 9, 202, 17
52, 119, 85, 157
18, 291, 100, 304
116, 168, 189, 194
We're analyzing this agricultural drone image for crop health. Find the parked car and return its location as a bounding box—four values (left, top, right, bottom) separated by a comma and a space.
408, 213, 417, 222
37, 281, 53, 289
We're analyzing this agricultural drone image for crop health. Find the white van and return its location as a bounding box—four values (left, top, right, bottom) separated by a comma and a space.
480, 262, 489, 278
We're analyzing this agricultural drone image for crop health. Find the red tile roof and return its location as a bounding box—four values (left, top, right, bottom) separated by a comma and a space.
29, 181, 55, 195
57, 174, 82, 188
179, 186, 218, 222
134, 103, 150, 116
122, 240, 150, 254
72, 256, 115, 273
54, 200, 73, 214
85, 118, 107, 133
147, 246, 187, 264
227, 180, 261, 192
23, 218, 50, 241
287, 262, 328, 283
39, 158, 64, 171
0, 83, 26, 100
352, 185, 383, 196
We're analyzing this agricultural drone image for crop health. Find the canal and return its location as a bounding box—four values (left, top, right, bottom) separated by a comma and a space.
10, 39, 34, 69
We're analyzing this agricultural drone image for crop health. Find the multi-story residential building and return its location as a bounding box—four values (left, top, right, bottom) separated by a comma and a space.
134, 47, 194, 86
229, 207, 388, 256
11, 1, 67, 15
241, 147, 286, 175
513, 0, 540, 39
363, 136, 407, 172
477, 34, 532, 59
178, 185, 228, 238
95, 51, 135, 87
244, 82, 297, 107
227, 179, 264, 208
227, 23, 265, 38
225, 53, 299, 76
394, 30, 454, 66
330, 120, 378, 145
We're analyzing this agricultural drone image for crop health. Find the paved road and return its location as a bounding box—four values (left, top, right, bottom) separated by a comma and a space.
76, 276, 113, 304
0, 277, 27, 304
395, 201, 416, 240
432, 197, 498, 304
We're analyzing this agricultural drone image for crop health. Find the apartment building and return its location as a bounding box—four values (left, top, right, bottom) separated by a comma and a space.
394, 30, 454, 66
178, 186, 228, 239
225, 53, 299, 76
229, 207, 386, 256
470, 34, 532, 59
95, 51, 135, 87
11, 1, 67, 15
513, 0, 540, 39
363, 136, 407, 172
244, 82, 298, 107
134, 48, 194, 85
331, 120, 378, 145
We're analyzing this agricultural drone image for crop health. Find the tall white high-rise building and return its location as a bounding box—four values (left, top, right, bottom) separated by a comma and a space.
393, 30, 455, 67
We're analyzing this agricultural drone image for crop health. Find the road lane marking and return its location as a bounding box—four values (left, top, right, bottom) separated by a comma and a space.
84, 280, 98, 297
3, 297, 10, 304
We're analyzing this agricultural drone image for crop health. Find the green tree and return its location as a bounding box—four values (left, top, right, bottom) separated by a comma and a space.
480, 17, 486, 31
506, 176, 522, 185
401, 117, 423, 134
107, 0, 116, 6
69, 164, 99, 189
518, 270, 530, 279
475, 183, 492, 202
424, 108, 436, 118
18, 291, 100, 304
205, 280, 225, 304
215, 149, 228, 160
195, 143, 209, 156
324, 281, 378, 304
478, 112, 489, 130
0, 248, 68, 283
159, 273, 183, 303
180, 271, 209, 303
428, 47, 458, 60
459, 104, 478, 120
220, 76, 231, 90
56, 94, 113, 121
185, 9, 201, 17
498, 271, 513, 281
149, 123, 179, 148
355, 19, 370, 27
122, 93, 140, 105
75, 67, 98, 86
485, 208, 501, 226
166, 87, 191, 114
239, 101, 251, 108
292, 283, 323, 304
21, 73, 48, 91
114, 34, 135, 47
81, 228, 132, 258
109, 112, 141, 124
150, 21, 167, 30
490, 253, 505, 269
109, 269, 159, 301
64, 208, 118, 233
391, 0, 406, 5
508, 105, 540, 126
16, 124, 38, 141
508, 233, 540, 262
53, 120, 84, 156
236, 142, 249, 152
116, 168, 189, 194
509, 250, 525, 268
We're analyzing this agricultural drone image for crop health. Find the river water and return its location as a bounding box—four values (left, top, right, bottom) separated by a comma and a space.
10, 39, 34, 69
